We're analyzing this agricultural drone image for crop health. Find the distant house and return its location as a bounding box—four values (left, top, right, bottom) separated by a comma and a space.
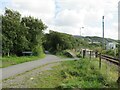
92, 41, 100, 44
88, 39, 100, 44
106, 42, 118, 50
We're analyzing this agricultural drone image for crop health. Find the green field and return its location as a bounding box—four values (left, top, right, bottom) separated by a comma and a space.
11, 58, 118, 88
1, 54, 45, 68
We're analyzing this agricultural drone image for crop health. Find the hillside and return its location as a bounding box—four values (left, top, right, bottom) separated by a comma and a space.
74, 35, 117, 44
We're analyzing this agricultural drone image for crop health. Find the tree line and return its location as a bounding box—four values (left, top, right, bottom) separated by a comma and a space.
43, 30, 89, 54
2, 9, 90, 56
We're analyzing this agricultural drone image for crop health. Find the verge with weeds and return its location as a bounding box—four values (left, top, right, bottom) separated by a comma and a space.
1, 54, 45, 68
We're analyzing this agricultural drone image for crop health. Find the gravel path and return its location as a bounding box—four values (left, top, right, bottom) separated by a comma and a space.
1, 54, 79, 80
2, 62, 61, 88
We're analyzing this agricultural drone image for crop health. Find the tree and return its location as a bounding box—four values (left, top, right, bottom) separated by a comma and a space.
2, 8, 47, 56
2, 8, 22, 56
43, 30, 80, 53
21, 16, 47, 56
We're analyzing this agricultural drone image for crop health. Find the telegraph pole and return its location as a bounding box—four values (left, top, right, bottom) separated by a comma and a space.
102, 16, 105, 50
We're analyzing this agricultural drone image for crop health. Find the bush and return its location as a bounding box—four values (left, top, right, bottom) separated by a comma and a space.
33, 45, 44, 56
76, 53, 82, 58
102, 49, 116, 57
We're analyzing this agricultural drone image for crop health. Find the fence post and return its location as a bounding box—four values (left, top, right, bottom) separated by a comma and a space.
83, 50, 86, 58
95, 51, 98, 58
99, 53, 101, 69
89, 51, 91, 60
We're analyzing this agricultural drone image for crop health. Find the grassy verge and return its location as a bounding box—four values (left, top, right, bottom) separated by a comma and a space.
7, 57, 118, 88
55, 58, 118, 88
1, 54, 45, 68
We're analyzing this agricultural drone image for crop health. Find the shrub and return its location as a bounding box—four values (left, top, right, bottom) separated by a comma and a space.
76, 53, 82, 58
33, 45, 44, 56
102, 49, 116, 57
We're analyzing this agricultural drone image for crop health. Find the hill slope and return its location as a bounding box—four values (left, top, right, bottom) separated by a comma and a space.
74, 35, 117, 44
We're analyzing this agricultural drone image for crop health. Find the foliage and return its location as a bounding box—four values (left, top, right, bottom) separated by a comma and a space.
43, 30, 89, 53
56, 58, 118, 88
2, 8, 47, 56
32, 45, 44, 56
102, 49, 118, 57
76, 53, 82, 58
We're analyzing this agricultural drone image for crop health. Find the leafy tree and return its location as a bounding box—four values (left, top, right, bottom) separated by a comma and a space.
21, 16, 47, 55
2, 8, 47, 56
2, 8, 22, 56
43, 30, 84, 53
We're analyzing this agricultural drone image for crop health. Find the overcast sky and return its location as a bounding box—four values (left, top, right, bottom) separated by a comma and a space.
0, 0, 119, 40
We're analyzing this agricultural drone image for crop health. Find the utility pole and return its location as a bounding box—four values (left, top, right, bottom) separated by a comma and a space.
102, 16, 105, 50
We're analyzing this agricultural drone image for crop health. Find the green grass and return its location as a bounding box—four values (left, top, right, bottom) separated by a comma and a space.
1, 54, 45, 68
56, 58, 118, 88
12, 57, 118, 88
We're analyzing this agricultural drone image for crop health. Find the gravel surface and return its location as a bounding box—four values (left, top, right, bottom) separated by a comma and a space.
1, 55, 61, 80
2, 62, 60, 88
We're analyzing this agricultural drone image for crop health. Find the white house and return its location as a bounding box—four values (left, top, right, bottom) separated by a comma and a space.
106, 42, 117, 50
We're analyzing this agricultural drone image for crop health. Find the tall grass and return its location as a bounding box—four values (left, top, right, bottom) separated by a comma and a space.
57, 58, 118, 88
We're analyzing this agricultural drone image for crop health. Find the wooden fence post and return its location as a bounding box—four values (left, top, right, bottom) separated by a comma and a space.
95, 51, 98, 58
89, 51, 91, 60
83, 50, 86, 58
99, 53, 101, 69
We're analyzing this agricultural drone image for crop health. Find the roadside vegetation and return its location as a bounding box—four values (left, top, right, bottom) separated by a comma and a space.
43, 30, 90, 56
1, 54, 45, 68
102, 49, 118, 57
34, 58, 118, 88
